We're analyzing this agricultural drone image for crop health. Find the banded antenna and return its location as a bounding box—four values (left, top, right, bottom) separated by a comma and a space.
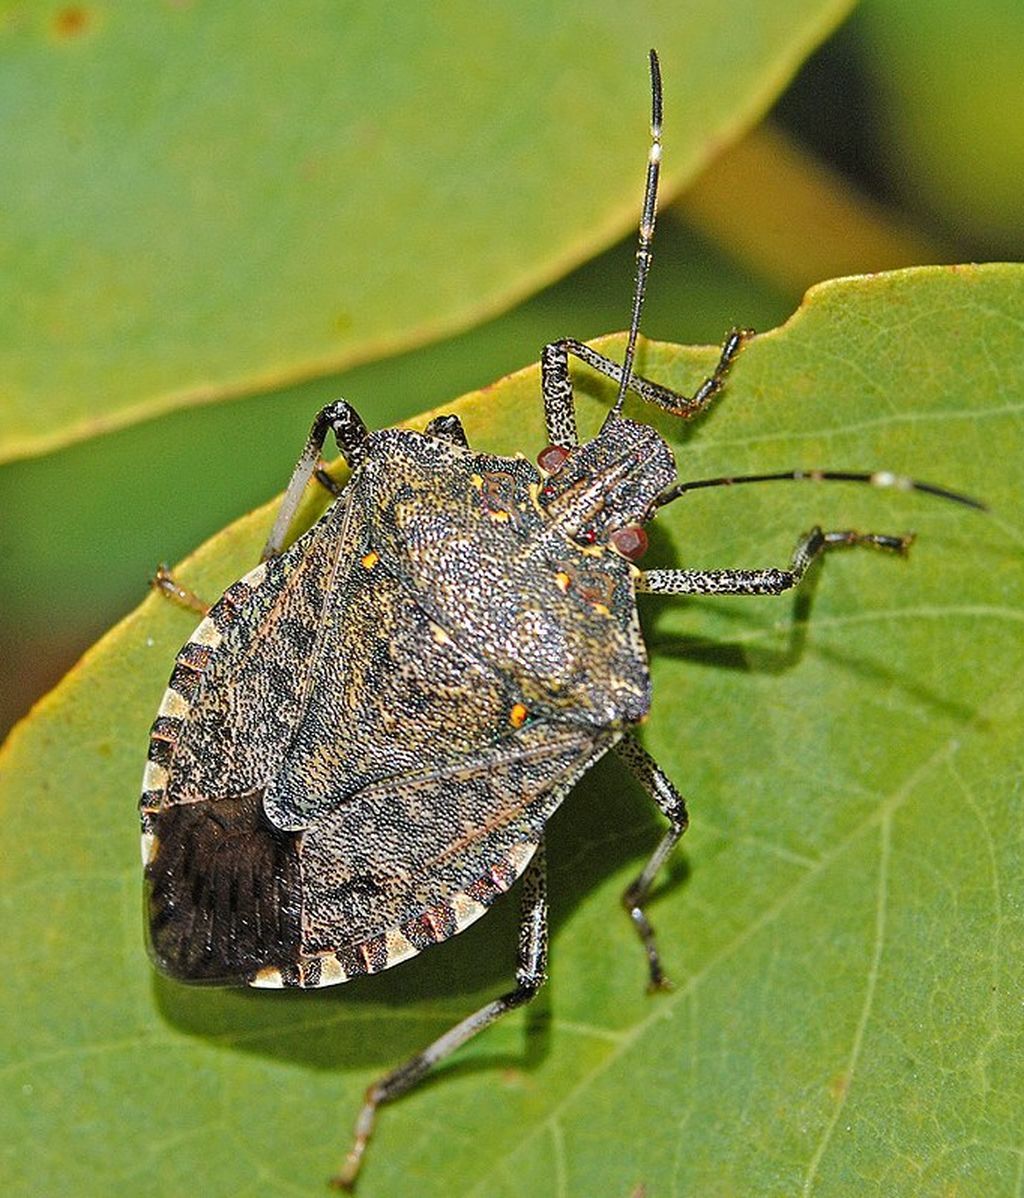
653, 468, 987, 512
604, 48, 662, 428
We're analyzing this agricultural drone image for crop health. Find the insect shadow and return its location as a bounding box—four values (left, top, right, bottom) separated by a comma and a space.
640, 515, 980, 726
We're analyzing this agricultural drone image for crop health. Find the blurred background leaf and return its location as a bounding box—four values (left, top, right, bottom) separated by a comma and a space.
2, 266, 1021, 1195
856, 0, 1024, 253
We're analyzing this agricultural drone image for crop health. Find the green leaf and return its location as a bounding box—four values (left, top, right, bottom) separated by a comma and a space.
856, 0, 1024, 253
1, 0, 852, 461
2, 264, 1021, 1197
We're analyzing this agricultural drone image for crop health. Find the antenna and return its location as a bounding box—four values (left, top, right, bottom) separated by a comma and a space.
604, 48, 662, 428
653, 468, 987, 512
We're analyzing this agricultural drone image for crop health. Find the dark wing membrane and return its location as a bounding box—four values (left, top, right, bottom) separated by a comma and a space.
146, 790, 302, 983
298, 721, 611, 958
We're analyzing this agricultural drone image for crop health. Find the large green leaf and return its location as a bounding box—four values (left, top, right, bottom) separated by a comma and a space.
0, 0, 851, 461
2, 265, 1021, 1196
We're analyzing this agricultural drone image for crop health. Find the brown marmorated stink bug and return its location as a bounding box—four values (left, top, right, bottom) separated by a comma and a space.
141, 50, 984, 1188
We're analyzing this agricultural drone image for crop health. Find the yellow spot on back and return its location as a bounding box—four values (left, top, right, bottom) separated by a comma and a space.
554, 571, 571, 592
361, 550, 380, 569
510, 703, 529, 728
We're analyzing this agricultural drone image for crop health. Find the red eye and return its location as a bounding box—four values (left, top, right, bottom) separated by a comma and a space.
537, 444, 570, 474
610, 525, 649, 561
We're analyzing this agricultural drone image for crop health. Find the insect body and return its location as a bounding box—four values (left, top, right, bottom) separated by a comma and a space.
140, 52, 981, 1188
144, 419, 666, 987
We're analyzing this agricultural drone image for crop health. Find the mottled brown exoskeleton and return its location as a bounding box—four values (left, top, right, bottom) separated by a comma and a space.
141, 51, 983, 1188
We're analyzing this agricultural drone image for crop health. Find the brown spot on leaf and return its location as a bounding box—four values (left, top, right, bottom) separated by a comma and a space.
53, 6, 90, 37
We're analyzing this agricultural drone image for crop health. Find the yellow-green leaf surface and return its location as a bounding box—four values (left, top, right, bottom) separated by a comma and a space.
2, 265, 1022, 1197
0, 0, 852, 461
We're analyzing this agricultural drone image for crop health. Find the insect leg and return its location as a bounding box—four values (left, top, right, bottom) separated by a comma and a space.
151, 399, 368, 608
333, 840, 548, 1190
541, 329, 749, 447
637, 526, 914, 596
312, 468, 345, 498
423, 413, 469, 447
150, 564, 211, 615
613, 735, 688, 991
261, 400, 369, 561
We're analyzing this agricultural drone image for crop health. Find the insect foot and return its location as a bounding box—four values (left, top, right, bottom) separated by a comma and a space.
150, 564, 210, 615
140, 49, 983, 1191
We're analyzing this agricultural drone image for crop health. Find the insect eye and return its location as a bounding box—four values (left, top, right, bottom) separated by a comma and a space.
610, 524, 649, 561
537, 444, 571, 474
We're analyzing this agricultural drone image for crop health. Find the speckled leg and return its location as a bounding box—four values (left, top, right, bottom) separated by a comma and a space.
638, 526, 914, 597
614, 735, 688, 991
424, 413, 469, 447
151, 402, 367, 608
262, 400, 369, 561
540, 328, 749, 448
332, 840, 549, 1190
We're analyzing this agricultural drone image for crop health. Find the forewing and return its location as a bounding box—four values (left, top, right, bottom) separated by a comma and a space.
282, 722, 612, 987
262, 549, 529, 830
160, 494, 362, 806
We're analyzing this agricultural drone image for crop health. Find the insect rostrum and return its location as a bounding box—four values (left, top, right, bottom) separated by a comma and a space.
140, 50, 980, 1189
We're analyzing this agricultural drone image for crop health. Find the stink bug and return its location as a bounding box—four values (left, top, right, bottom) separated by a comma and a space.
141, 50, 983, 1188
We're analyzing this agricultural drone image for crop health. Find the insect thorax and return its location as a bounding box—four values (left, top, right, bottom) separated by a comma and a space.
354, 427, 654, 728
